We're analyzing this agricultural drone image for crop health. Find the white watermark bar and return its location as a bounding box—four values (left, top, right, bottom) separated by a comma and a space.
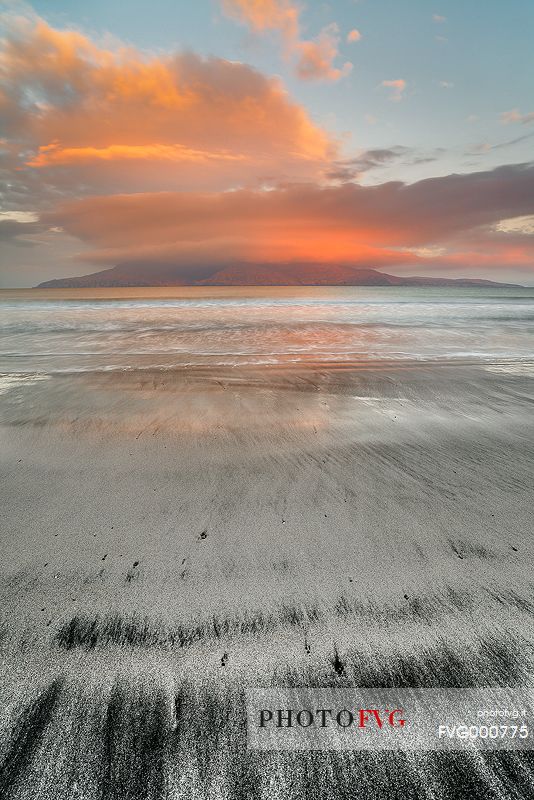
246, 688, 534, 750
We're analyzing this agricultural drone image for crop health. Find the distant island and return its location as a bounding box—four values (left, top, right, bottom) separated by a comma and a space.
37, 262, 521, 288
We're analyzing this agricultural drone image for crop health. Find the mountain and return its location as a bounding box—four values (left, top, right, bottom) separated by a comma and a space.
37, 262, 521, 288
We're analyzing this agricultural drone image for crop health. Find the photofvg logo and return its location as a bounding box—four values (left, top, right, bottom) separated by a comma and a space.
246, 689, 534, 751
258, 706, 406, 730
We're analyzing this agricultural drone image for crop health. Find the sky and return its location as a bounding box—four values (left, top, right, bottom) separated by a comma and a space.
1, 0, 534, 287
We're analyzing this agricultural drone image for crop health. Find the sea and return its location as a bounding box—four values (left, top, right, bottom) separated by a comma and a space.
1, 286, 534, 376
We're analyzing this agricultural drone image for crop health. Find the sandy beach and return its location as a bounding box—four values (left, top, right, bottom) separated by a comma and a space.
2, 0, 534, 790
1, 360, 533, 798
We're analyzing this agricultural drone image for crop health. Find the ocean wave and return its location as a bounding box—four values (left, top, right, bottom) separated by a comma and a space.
1, 289, 533, 374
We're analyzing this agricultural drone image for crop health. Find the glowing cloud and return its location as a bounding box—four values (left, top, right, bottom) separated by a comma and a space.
25, 143, 249, 168
221, 0, 299, 38
42, 163, 534, 275
0, 15, 337, 194
295, 24, 352, 82
220, 0, 352, 81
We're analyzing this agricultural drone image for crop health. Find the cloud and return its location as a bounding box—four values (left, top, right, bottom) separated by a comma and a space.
220, 1, 352, 82
495, 215, 534, 235
500, 109, 534, 125
295, 24, 352, 82
439, 80, 453, 89
43, 162, 534, 275
221, 0, 299, 38
3, 9, 534, 285
0, 14, 337, 202
325, 146, 411, 181
381, 79, 406, 102
25, 143, 249, 168
347, 29, 362, 43
433, 14, 446, 23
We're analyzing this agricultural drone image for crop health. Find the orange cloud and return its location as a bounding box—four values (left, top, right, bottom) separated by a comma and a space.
295, 24, 352, 82
43, 164, 534, 275
26, 142, 249, 168
347, 29, 362, 43
221, 0, 352, 82
221, 0, 299, 38
1, 15, 336, 192
381, 79, 406, 102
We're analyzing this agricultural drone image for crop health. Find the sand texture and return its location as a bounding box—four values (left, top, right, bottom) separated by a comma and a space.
0, 362, 533, 798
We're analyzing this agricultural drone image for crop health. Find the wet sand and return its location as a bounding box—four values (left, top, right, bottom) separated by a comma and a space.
0, 362, 533, 798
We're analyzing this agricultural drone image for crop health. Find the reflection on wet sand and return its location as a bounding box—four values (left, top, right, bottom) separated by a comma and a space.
0, 362, 533, 798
